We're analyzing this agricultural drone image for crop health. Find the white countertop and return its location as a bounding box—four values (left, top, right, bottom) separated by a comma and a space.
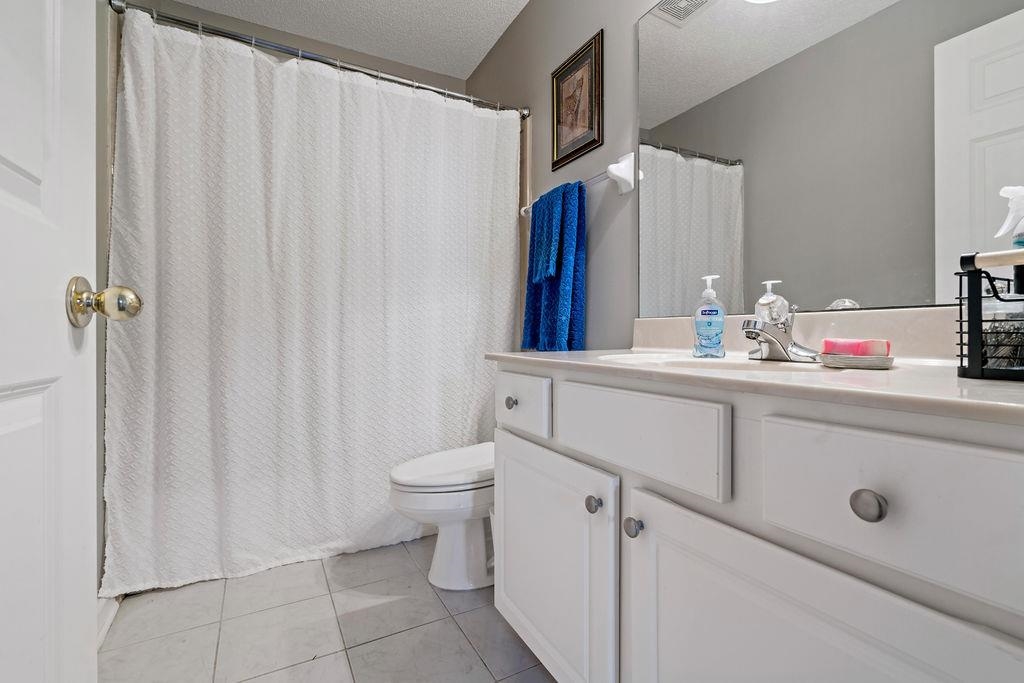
485, 349, 1024, 426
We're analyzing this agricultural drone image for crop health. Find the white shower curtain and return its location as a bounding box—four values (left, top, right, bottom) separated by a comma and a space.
101, 10, 520, 596
639, 144, 744, 317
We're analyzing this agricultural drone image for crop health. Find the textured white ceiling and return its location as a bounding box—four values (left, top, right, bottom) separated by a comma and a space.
640, 0, 903, 129
179, 0, 529, 79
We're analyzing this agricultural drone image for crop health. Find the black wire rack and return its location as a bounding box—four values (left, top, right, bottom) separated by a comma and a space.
957, 269, 1024, 380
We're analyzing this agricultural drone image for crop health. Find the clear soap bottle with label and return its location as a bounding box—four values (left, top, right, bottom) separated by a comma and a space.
693, 275, 726, 358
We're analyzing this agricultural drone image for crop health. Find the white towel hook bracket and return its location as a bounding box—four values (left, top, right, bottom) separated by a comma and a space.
520, 151, 640, 216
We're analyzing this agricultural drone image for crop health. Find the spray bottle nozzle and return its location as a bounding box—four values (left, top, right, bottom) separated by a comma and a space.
995, 186, 1024, 239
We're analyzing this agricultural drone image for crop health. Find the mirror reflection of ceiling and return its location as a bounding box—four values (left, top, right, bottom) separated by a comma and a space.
639, 0, 902, 129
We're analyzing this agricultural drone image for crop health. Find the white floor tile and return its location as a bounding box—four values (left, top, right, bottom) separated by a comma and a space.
323, 544, 418, 591
434, 585, 494, 616
455, 605, 538, 680
223, 559, 329, 619
403, 535, 437, 575
346, 618, 492, 683
333, 571, 448, 647
102, 579, 225, 651
245, 651, 353, 682
499, 665, 556, 683
99, 623, 219, 683
215, 595, 343, 682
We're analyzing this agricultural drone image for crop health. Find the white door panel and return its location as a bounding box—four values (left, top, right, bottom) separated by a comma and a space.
0, 0, 98, 679
624, 488, 1024, 682
494, 429, 619, 683
935, 9, 1024, 301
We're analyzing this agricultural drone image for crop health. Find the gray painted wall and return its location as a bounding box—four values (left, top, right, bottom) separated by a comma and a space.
649, 0, 1024, 311
468, 0, 651, 350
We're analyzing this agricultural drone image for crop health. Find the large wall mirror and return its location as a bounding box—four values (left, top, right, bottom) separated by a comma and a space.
638, 0, 1024, 318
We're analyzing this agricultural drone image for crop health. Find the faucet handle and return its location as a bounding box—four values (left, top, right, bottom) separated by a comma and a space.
783, 304, 798, 332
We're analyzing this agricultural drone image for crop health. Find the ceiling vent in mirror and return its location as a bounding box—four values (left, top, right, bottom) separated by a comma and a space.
653, 0, 716, 27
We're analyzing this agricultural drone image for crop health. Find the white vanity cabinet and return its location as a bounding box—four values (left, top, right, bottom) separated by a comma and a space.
488, 357, 1024, 682
493, 429, 620, 683
624, 488, 1024, 682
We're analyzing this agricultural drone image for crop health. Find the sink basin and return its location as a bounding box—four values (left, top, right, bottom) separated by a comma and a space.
597, 352, 826, 372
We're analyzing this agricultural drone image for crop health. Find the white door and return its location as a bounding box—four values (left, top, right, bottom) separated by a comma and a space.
623, 488, 1024, 682
494, 429, 619, 683
935, 8, 1024, 302
0, 1, 98, 680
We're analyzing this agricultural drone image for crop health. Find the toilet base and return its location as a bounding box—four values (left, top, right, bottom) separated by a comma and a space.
428, 518, 494, 591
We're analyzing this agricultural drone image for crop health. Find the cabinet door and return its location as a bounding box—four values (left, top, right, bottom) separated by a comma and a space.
495, 428, 619, 683
624, 488, 1024, 682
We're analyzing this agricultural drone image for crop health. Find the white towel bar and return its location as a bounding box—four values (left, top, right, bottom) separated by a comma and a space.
519, 152, 639, 217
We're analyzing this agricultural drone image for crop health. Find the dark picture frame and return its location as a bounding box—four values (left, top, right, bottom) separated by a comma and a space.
551, 30, 603, 171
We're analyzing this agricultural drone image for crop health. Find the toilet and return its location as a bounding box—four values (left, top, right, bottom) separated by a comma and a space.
389, 442, 495, 591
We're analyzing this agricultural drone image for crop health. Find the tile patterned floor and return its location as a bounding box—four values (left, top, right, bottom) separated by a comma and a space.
99, 536, 555, 683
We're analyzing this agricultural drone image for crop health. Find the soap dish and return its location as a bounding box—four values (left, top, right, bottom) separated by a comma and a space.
821, 354, 894, 370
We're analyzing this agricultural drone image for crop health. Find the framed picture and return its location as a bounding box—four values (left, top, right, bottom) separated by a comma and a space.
551, 30, 603, 171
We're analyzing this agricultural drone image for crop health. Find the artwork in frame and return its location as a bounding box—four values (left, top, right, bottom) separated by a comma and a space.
551, 30, 603, 171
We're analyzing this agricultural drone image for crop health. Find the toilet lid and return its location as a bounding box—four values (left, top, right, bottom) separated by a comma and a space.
390, 442, 495, 488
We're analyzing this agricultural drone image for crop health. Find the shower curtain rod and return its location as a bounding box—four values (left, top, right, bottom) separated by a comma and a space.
108, 0, 530, 120
640, 139, 742, 166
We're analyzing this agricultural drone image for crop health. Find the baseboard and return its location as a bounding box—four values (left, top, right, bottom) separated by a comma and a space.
97, 596, 121, 649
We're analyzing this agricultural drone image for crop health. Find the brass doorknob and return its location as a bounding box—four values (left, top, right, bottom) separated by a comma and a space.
66, 276, 143, 328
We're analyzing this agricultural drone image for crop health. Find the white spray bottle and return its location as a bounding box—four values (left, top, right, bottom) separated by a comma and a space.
994, 186, 1024, 293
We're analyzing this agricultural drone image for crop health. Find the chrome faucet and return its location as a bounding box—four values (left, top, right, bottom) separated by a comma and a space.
742, 311, 820, 363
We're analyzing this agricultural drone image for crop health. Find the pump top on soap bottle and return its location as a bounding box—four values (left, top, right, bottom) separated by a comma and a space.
693, 275, 726, 358
754, 280, 791, 327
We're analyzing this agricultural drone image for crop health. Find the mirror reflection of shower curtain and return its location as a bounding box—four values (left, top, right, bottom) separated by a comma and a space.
639, 144, 744, 317
101, 10, 520, 596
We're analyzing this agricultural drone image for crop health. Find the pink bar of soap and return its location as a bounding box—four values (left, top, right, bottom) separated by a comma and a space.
821, 338, 891, 357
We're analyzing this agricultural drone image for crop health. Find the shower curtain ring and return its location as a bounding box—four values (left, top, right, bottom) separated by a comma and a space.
151, 7, 157, 20
297, 49, 303, 60
197, 21, 202, 38
251, 35, 256, 50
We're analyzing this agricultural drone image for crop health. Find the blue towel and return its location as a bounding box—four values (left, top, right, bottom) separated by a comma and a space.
522, 181, 587, 351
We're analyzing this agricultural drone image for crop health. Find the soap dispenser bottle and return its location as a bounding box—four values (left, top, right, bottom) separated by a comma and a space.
693, 275, 726, 358
754, 280, 791, 327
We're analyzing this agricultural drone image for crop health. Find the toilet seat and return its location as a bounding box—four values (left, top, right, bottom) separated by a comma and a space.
390, 480, 493, 494
390, 442, 494, 491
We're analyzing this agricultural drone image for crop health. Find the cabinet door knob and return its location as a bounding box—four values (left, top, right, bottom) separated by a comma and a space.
849, 489, 888, 523
623, 517, 645, 538
504, 396, 518, 410
584, 495, 603, 514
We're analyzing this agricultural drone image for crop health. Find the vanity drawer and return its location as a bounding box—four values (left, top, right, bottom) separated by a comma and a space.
556, 381, 731, 502
495, 371, 552, 439
763, 415, 1024, 615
